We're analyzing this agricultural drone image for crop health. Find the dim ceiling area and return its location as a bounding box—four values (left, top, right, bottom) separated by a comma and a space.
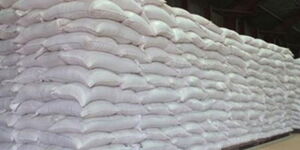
166, 0, 300, 58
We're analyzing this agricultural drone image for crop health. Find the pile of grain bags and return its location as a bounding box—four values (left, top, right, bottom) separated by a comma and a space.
288, 59, 300, 129
0, 0, 296, 149
5, 0, 151, 150
0, 0, 21, 149
241, 37, 293, 141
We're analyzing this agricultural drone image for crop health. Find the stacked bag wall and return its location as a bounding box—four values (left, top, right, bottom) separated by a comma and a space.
0, 0, 21, 149
0, 0, 297, 149
289, 59, 300, 129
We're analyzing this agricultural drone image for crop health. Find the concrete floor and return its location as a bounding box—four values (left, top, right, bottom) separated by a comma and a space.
247, 134, 300, 150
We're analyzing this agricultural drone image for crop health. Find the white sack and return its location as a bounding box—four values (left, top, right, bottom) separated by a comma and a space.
141, 140, 179, 150
14, 115, 61, 131
145, 47, 171, 63
142, 36, 182, 54
167, 55, 191, 68
0, 24, 19, 40
185, 99, 213, 111
50, 116, 140, 133
0, 54, 21, 67
0, 113, 20, 127
123, 11, 154, 36
13, 0, 64, 10
8, 67, 47, 84
59, 50, 140, 73
0, 127, 13, 142
178, 87, 207, 101
36, 100, 81, 116
16, 38, 45, 55
111, 130, 146, 144
150, 20, 174, 39
0, 84, 15, 98
0, 9, 19, 24
0, 0, 17, 8
0, 97, 12, 111
18, 51, 66, 68
44, 32, 120, 55
140, 62, 177, 76
146, 103, 170, 115
64, 18, 142, 45
140, 115, 177, 129
145, 74, 172, 87
0, 68, 18, 81
15, 100, 44, 115
81, 101, 118, 118
118, 44, 150, 63
171, 136, 206, 148
144, 5, 176, 26
138, 88, 179, 104
167, 102, 191, 114
17, 0, 127, 26
182, 122, 205, 134
121, 74, 154, 91
172, 28, 192, 43
42, 66, 121, 87
0, 39, 20, 55
139, 0, 166, 6
162, 126, 190, 137
15, 19, 70, 44
198, 70, 227, 82
116, 103, 148, 115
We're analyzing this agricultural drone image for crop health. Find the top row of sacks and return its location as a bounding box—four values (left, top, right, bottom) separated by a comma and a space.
0, 0, 294, 57
0, 0, 221, 37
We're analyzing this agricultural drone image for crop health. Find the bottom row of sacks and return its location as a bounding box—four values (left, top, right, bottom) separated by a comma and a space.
0, 106, 292, 150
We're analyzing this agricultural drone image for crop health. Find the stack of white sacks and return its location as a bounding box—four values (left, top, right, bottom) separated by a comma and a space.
289, 59, 300, 129
0, 0, 21, 149
241, 36, 293, 141
0, 0, 297, 149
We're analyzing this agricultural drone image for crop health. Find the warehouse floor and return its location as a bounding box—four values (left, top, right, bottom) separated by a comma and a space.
247, 134, 300, 150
